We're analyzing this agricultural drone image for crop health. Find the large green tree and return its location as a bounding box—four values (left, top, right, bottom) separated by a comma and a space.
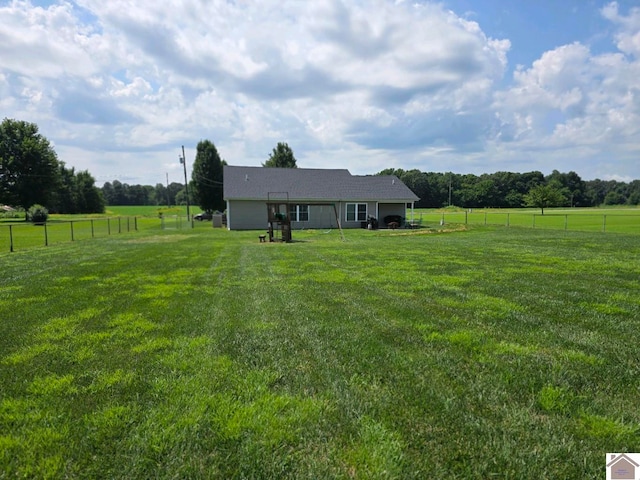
0, 118, 60, 209
74, 170, 105, 213
546, 170, 587, 207
52, 164, 104, 214
191, 139, 226, 213
262, 142, 297, 168
523, 184, 566, 214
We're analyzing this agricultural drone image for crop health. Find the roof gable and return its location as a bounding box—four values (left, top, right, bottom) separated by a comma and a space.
223, 166, 419, 202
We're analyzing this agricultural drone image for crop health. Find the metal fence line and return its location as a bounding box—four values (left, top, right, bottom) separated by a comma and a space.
419, 211, 640, 234
0, 217, 140, 253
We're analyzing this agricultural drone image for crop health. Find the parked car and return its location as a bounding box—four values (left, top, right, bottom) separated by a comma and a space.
194, 212, 213, 221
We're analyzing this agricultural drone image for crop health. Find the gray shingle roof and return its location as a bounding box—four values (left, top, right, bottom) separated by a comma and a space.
223, 166, 419, 202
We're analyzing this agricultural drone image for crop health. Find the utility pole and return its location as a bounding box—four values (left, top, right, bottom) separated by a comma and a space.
179, 145, 190, 220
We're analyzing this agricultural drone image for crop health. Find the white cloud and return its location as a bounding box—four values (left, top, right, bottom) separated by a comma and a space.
601, 1, 640, 57
0, 1, 107, 78
491, 3, 640, 179
0, 0, 639, 183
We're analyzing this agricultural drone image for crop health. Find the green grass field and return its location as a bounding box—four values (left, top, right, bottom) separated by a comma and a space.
0, 206, 199, 253
1, 224, 639, 478
1, 207, 638, 253
414, 207, 640, 234
105, 205, 198, 217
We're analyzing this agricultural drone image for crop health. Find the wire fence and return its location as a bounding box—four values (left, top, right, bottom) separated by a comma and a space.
0, 214, 223, 253
414, 211, 640, 234
0, 217, 145, 253
3, 211, 637, 253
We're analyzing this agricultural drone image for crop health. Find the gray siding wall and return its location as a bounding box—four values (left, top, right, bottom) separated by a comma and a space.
227, 200, 268, 230
227, 200, 410, 230
290, 205, 338, 230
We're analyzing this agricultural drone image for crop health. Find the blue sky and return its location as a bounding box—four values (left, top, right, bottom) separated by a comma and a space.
1, 0, 640, 186
448, 2, 599, 66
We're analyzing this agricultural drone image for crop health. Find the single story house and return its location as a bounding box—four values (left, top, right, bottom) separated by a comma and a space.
223, 165, 420, 230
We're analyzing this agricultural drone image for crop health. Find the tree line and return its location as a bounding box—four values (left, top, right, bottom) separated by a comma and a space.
377, 169, 640, 208
101, 141, 297, 212
3, 117, 637, 215
101, 180, 189, 207
0, 118, 104, 214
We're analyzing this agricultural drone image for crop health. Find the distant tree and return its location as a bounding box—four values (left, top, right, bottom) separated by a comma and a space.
191, 140, 226, 213
399, 169, 428, 205
627, 180, 640, 205
167, 182, 184, 206
603, 191, 626, 205
154, 183, 169, 206
75, 170, 105, 213
53, 163, 78, 213
422, 172, 450, 208
584, 179, 607, 206
546, 170, 586, 207
143, 185, 156, 205
111, 180, 126, 205
376, 168, 405, 177
128, 184, 148, 205
101, 182, 115, 205
491, 171, 541, 208
0, 118, 60, 209
523, 184, 566, 214
263, 142, 297, 168
456, 174, 479, 207
50, 164, 103, 214
175, 188, 188, 206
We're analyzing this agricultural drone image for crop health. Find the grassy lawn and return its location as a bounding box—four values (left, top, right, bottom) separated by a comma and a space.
1, 226, 639, 478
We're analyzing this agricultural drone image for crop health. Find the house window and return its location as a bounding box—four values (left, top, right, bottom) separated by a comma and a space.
289, 204, 309, 222
346, 203, 367, 222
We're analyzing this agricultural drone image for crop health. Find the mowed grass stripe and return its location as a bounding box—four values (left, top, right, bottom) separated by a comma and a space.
0, 226, 639, 478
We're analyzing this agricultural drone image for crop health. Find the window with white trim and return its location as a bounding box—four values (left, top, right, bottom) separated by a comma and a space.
289, 204, 309, 222
346, 203, 367, 222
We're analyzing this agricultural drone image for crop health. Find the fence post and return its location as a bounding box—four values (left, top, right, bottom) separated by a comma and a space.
91, 219, 95, 238
135, 217, 138, 231
465, 211, 468, 225
108, 218, 111, 235
70, 221, 74, 241
9, 225, 14, 252
484, 212, 487, 226
44, 223, 48, 247
506, 213, 510, 227
118, 217, 122, 234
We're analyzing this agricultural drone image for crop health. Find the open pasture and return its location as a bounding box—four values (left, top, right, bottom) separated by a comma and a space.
0, 225, 639, 478
415, 207, 640, 234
